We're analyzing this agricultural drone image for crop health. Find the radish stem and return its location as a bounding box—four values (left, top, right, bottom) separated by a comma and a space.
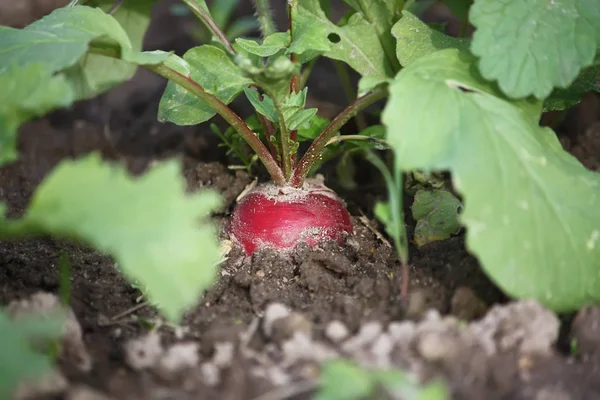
290, 88, 387, 186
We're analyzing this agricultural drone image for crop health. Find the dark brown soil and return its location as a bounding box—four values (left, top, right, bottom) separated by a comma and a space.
2, 2, 600, 400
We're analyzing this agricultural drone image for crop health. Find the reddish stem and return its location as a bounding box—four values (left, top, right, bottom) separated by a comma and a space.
256, 95, 279, 160
289, 89, 387, 186
288, 0, 299, 166
182, 0, 236, 55
148, 64, 286, 185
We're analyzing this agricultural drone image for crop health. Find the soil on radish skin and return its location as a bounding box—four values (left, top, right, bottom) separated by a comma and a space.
2, 2, 600, 399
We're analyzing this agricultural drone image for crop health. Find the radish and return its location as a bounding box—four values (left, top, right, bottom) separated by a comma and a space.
229, 179, 353, 254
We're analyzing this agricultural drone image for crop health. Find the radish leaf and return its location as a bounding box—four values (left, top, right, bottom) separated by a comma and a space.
392, 11, 469, 67
63, 0, 157, 99
411, 189, 462, 247
158, 45, 252, 125
0, 6, 166, 80
543, 65, 600, 111
0, 154, 222, 321
290, 0, 393, 78
235, 31, 290, 57
470, 0, 600, 99
0, 311, 63, 399
0, 65, 74, 165
383, 49, 600, 312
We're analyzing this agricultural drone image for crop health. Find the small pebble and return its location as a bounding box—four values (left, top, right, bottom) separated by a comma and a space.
212, 342, 235, 367
325, 320, 349, 342
342, 322, 382, 352
271, 312, 312, 342
200, 363, 220, 387
387, 321, 416, 342
124, 332, 163, 370
157, 342, 200, 375
282, 332, 314, 363
416, 331, 458, 362
405, 288, 446, 320
263, 303, 290, 337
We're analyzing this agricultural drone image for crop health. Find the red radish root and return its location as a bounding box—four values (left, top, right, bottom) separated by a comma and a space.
229, 179, 353, 254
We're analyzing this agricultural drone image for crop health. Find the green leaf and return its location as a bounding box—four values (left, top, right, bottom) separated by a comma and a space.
442, 0, 473, 21
316, 359, 449, 400
316, 360, 375, 400
0, 5, 167, 100
341, 0, 401, 70
235, 31, 290, 57
405, 0, 437, 16
0, 6, 122, 75
392, 11, 470, 67
373, 369, 450, 400
0, 311, 63, 399
63, 0, 157, 99
382, 49, 600, 312
244, 88, 278, 121
470, 0, 600, 99
411, 189, 462, 247
374, 201, 396, 237
281, 88, 318, 130
0, 154, 222, 321
237, 54, 298, 101
297, 114, 330, 141
209, 0, 238, 28
290, 0, 394, 78
543, 65, 600, 111
287, 108, 318, 131
358, 75, 391, 96
0, 65, 74, 166
343, 0, 399, 23
225, 16, 260, 40
158, 45, 253, 125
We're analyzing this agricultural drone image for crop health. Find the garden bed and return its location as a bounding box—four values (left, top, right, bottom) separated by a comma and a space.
2, 1, 600, 399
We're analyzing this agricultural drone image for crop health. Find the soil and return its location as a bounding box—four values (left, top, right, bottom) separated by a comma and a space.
2, 2, 600, 400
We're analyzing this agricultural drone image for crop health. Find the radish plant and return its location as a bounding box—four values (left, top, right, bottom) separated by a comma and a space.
1, 0, 600, 330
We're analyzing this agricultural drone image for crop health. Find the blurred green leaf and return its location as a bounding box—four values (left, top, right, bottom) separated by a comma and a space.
0, 154, 222, 321
0, 5, 165, 100
441, 0, 473, 21
210, 0, 238, 28
64, 0, 158, 99
0, 311, 63, 399
316, 359, 450, 400
0, 65, 74, 166
316, 360, 374, 400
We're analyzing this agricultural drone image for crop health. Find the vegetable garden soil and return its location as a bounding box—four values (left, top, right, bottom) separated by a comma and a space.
3, 2, 600, 400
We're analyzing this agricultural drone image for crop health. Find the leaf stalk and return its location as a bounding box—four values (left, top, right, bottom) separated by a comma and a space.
289, 88, 387, 186
182, 0, 236, 55
88, 44, 286, 185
